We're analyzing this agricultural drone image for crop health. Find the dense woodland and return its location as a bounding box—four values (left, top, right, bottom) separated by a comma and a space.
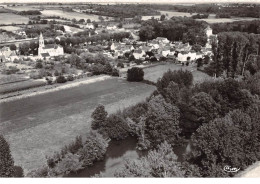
211, 20, 260, 34
150, 3, 260, 18
139, 17, 208, 46
80, 4, 160, 18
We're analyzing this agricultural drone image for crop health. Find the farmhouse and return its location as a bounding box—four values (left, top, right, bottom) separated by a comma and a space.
38, 33, 64, 59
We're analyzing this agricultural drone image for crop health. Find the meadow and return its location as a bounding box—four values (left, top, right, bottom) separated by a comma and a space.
143, 63, 211, 83
0, 25, 21, 32
0, 13, 29, 25
0, 77, 156, 173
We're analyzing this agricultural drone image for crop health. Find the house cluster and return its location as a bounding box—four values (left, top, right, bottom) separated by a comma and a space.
0, 46, 19, 63
109, 26, 214, 63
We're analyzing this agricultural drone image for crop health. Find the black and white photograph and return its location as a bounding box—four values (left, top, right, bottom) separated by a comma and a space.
0, 0, 260, 182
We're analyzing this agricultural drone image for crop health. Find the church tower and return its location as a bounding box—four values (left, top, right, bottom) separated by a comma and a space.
38, 32, 44, 57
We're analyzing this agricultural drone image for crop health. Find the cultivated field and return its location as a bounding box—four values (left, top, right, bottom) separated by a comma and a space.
143, 63, 211, 83
0, 79, 46, 94
40, 9, 109, 22
0, 77, 156, 173
0, 13, 29, 25
0, 74, 28, 85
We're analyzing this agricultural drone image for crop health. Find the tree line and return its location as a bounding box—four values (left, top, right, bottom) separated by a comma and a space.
204, 32, 260, 78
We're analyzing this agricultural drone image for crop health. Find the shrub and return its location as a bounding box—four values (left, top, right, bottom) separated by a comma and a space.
117, 62, 124, 68
56, 76, 67, 83
0, 135, 15, 177
35, 62, 43, 69
127, 67, 144, 82
111, 68, 120, 77
67, 75, 74, 81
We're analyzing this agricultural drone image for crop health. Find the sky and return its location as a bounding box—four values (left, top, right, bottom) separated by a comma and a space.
0, 0, 259, 4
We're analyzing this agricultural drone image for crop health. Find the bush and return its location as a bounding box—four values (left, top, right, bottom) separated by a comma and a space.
117, 62, 124, 68
111, 68, 120, 77
66, 75, 74, 81
0, 135, 15, 177
35, 62, 43, 69
56, 76, 67, 83
127, 67, 144, 82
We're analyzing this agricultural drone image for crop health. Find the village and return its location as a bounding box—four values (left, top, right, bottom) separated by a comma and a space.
0, 16, 214, 94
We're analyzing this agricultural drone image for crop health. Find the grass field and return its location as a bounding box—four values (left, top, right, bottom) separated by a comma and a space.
0, 77, 155, 173
40, 9, 106, 22
0, 13, 29, 25
143, 63, 211, 84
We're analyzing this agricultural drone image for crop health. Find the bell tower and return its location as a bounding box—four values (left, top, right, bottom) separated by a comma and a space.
38, 32, 44, 57
39, 32, 44, 48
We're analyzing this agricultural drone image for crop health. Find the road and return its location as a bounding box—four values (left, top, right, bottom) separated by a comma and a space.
0, 77, 156, 173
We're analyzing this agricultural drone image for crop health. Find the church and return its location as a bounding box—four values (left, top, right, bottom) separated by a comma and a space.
38, 32, 64, 59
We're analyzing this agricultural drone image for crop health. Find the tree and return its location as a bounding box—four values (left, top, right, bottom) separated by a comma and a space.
98, 16, 104, 22
117, 23, 123, 28
79, 19, 85, 23
187, 108, 260, 177
164, 81, 181, 104
191, 44, 202, 52
35, 61, 43, 69
115, 141, 187, 177
101, 114, 130, 140
145, 95, 181, 147
78, 131, 109, 167
0, 135, 14, 177
156, 70, 193, 94
180, 92, 220, 136
91, 104, 108, 130
127, 67, 144, 82
87, 19, 91, 23
56, 75, 67, 83
9, 44, 17, 51
160, 14, 166, 21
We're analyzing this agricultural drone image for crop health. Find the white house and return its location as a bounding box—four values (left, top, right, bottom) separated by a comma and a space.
133, 49, 145, 60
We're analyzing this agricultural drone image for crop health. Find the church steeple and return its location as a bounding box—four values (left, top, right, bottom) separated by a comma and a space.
39, 32, 44, 48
